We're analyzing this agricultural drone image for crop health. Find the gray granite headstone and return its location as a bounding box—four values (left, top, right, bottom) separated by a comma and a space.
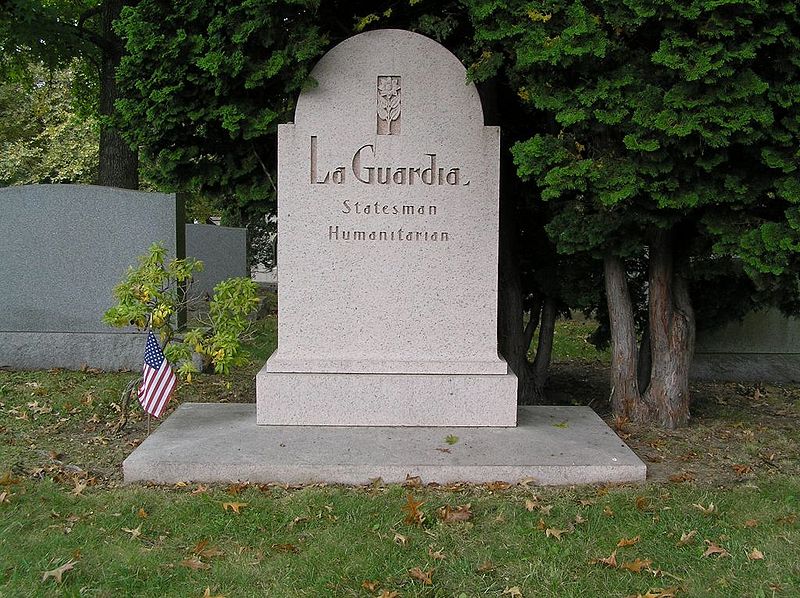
185, 223, 248, 298
0, 184, 180, 370
257, 29, 517, 426
692, 309, 800, 382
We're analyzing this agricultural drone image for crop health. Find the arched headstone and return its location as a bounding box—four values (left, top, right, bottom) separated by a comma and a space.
257, 29, 517, 426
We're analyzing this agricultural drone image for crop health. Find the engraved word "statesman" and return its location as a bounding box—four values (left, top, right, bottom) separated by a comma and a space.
310, 136, 469, 186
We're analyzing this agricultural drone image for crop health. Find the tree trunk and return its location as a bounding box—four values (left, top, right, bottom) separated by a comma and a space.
637, 325, 652, 393
529, 297, 556, 401
603, 254, 647, 421
642, 230, 695, 429
97, 0, 138, 188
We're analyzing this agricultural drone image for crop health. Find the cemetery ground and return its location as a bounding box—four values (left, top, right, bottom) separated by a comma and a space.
1, 304, 798, 597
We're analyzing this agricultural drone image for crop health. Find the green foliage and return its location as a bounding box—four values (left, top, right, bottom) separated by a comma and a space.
0, 61, 99, 185
103, 243, 259, 379
466, 0, 800, 321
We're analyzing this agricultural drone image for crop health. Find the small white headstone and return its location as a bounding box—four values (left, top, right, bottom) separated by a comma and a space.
257, 29, 517, 426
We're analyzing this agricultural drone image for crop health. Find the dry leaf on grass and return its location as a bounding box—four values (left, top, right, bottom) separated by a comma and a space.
42, 559, 77, 584
121, 525, 141, 539
393, 532, 408, 546
361, 580, 378, 591
617, 536, 641, 548
676, 530, 697, 546
271, 543, 299, 553
545, 527, 569, 540
477, 560, 495, 573
747, 548, 764, 561
71, 479, 87, 496
620, 558, 653, 573
574, 513, 586, 525
438, 504, 472, 523
403, 474, 422, 488
626, 588, 677, 598
603, 505, 614, 517
180, 557, 210, 571
201, 588, 225, 598
502, 587, 523, 597
702, 540, 730, 558
518, 477, 536, 488
408, 567, 433, 585
0, 491, 10, 504
692, 503, 717, 515
590, 550, 618, 568
524, 499, 538, 512
137, 507, 148, 519
377, 591, 399, 598
743, 519, 758, 528
428, 546, 445, 560
221, 502, 247, 514
402, 494, 425, 525
193, 540, 224, 560
635, 496, 650, 511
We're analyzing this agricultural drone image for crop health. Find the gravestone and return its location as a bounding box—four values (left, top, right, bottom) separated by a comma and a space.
185, 223, 248, 298
257, 29, 517, 426
692, 309, 800, 382
0, 184, 181, 370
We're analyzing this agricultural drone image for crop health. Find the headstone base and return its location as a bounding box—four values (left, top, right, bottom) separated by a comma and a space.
0, 331, 145, 371
256, 365, 518, 426
123, 404, 646, 485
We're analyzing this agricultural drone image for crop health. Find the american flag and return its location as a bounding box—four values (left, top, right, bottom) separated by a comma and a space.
138, 331, 177, 418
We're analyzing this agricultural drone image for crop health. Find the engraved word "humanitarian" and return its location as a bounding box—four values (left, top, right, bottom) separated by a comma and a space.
310, 137, 469, 186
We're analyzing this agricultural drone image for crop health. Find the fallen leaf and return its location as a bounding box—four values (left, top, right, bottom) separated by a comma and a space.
201, 588, 225, 598
626, 589, 677, 598
402, 494, 425, 525
270, 543, 299, 553
41, 559, 77, 584
122, 525, 142, 539
191, 484, 208, 495
732, 463, 753, 476
617, 536, 641, 548
193, 540, 224, 560
574, 513, 586, 525
393, 532, 408, 546
743, 519, 758, 528
518, 477, 536, 488
502, 587, 523, 597
545, 527, 569, 540
71, 479, 87, 496
438, 503, 472, 523
137, 507, 148, 519
620, 558, 653, 573
669, 471, 696, 483
776, 513, 797, 525
603, 505, 614, 517
221, 502, 247, 514
536, 518, 547, 530
747, 548, 764, 561
524, 499, 538, 512
180, 557, 210, 570
0, 491, 10, 504
702, 540, 730, 558
692, 503, 717, 515
403, 474, 422, 488
408, 567, 433, 585
579, 498, 595, 506
226, 482, 248, 495
676, 530, 697, 546
539, 504, 553, 516
636, 496, 650, 511
377, 591, 399, 598
477, 560, 495, 573
428, 546, 446, 560
0, 471, 20, 486
361, 580, 378, 591
485, 481, 511, 491
590, 550, 617, 568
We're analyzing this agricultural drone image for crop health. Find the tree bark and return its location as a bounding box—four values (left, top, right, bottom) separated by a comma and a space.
529, 297, 556, 399
642, 230, 695, 429
97, 0, 138, 188
637, 325, 652, 393
603, 254, 647, 421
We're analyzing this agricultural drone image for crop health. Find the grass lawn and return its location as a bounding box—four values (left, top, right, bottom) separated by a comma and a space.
1, 306, 799, 597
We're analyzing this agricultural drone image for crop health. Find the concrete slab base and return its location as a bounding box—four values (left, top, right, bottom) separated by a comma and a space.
256, 365, 518, 426
123, 404, 646, 485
